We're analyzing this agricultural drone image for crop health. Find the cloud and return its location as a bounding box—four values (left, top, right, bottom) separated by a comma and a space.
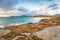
18, 7, 28, 12
0, 8, 21, 17
47, 4, 57, 8
0, 8, 29, 17
48, 0, 53, 1
47, 4, 58, 10
0, 0, 60, 17
0, 7, 58, 17
0, 0, 19, 10
0, 7, 60, 17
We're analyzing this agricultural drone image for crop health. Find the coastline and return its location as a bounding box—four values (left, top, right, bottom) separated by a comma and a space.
0, 17, 42, 28
0, 16, 60, 40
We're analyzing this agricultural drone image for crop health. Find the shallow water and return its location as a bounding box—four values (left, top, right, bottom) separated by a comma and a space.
0, 17, 41, 26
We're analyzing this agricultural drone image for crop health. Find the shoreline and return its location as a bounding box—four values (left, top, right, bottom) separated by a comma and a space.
0, 16, 60, 40
0, 18, 42, 28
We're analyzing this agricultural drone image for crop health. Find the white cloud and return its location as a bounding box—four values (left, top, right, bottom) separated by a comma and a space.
0, 8, 21, 17
0, 4, 60, 17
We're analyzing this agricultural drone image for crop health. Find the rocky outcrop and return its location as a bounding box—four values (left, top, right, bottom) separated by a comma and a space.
33, 26, 60, 40
0, 29, 11, 37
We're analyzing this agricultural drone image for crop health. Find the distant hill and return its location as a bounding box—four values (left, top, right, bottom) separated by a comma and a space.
54, 14, 60, 16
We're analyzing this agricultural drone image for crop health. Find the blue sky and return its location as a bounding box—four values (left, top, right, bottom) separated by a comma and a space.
0, 0, 60, 17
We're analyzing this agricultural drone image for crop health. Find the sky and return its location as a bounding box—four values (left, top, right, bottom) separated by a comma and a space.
0, 0, 60, 17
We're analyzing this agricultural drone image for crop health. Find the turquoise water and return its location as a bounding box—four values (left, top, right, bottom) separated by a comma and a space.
0, 17, 41, 26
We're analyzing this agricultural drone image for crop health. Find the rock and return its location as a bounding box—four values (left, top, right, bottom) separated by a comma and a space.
20, 33, 31, 36
12, 36, 24, 40
33, 26, 60, 40
0, 38, 6, 40
0, 29, 11, 37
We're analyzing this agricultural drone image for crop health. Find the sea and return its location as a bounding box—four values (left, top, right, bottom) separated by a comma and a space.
0, 16, 41, 27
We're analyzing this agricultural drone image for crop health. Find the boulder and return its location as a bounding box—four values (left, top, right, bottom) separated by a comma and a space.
33, 26, 60, 40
